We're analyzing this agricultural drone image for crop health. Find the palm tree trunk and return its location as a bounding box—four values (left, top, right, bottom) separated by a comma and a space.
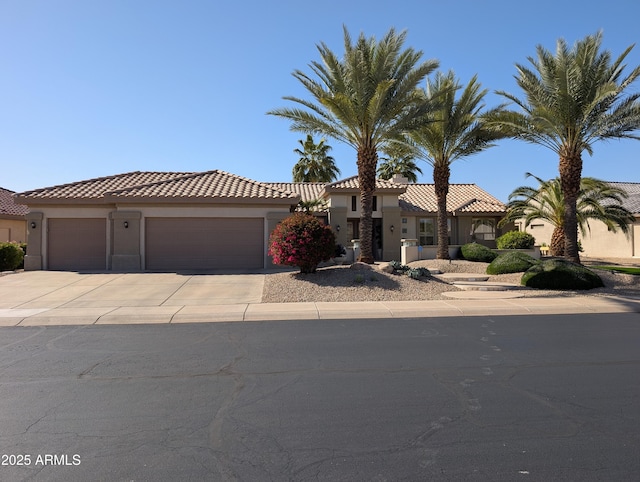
433, 163, 450, 259
559, 151, 583, 263
357, 145, 378, 264
550, 226, 565, 256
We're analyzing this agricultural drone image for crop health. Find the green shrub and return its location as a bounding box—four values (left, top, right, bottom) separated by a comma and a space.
487, 251, 539, 275
496, 231, 536, 249
0, 242, 25, 271
521, 259, 604, 290
405, 267, 430, 279
17, 243, 27, 269
461, 243, 497, 263
268, 213, 336, 274
389, 260, 409, 272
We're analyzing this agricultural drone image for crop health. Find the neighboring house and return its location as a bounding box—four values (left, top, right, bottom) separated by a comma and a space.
516, 182, 640, 258
0, 187, 29, 243
16, 171, 506, 272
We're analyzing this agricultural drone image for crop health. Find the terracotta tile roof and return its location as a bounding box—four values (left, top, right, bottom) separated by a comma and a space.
108, 171, 299, 201
607, 182, 640, 214
400, 184, 505, 214
264, 182, 326, 202
0, 187, 29, 217
16, 171, 299, 204
16, 172, 192, 201
14, 169, 507, 215
324, 176, 407, 193
455, 198, 506, 213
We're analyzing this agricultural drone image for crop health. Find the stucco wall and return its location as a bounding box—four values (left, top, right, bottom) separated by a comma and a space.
23, 203, 294, 271
520, 218, 640, 258
0, 218, 26, 243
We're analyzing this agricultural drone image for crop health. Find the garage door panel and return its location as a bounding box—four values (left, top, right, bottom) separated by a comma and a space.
146, 218, 264, 270
48, 218, 107, 271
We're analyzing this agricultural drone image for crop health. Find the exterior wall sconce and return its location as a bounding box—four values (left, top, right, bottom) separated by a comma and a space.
30, 221, 37, 229
336, 224, 341, 232
390, 225, 395, 233
123, 221, 129, 229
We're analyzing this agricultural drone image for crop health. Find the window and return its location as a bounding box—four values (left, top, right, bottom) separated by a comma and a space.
372, 196, 377, 211
351, 196, 357, 212
471, 218, 495, 241
419, 219, 435, 245
347, 220, 359, 241
419, 218, 451, 245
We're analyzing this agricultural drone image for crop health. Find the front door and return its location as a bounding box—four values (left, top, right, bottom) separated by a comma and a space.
373, 218, 383, 260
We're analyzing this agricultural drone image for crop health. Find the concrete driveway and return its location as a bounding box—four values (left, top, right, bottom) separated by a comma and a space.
0, 271, 265, 325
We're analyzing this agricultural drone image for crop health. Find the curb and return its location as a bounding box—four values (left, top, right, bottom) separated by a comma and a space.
2, 296, 639, 326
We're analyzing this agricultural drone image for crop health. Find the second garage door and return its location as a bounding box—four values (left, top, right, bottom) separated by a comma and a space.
145, 217, 264, 271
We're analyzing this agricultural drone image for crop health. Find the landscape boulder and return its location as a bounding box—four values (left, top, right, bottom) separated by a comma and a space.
378, 263, 395, 274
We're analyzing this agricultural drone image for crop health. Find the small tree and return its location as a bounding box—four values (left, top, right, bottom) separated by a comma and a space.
268, 213, 336, 274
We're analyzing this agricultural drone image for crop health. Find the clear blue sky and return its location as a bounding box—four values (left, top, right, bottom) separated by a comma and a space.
2, 0, 640, 202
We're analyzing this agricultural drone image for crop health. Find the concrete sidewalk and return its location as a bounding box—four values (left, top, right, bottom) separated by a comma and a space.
0, 271, 638, 326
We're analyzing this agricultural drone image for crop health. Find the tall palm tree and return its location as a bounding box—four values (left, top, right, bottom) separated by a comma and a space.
499, 173, 636, 256
377, 143, 423, 182
410, 71, 505, 259
292, 135, 340, 182
268, 27, 438, 263
490, 32, 640, 263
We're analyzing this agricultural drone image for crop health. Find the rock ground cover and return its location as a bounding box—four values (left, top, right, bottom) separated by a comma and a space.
262, 258, 640, 303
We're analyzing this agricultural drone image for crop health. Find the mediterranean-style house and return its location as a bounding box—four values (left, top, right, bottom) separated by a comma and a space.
516, 182, 640, 259
0, 187, 28, 243
15, 170, 507, 272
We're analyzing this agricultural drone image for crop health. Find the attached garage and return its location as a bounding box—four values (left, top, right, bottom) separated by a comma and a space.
48, 218, 107, 271
145, 217, 264, 271
15, 170, 300, 272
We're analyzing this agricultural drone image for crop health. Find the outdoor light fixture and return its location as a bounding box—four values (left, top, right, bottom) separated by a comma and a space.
123, 221, 129, 229
336, 224, 341, 232
390, 225, 395, 233
30, 221, 36, 229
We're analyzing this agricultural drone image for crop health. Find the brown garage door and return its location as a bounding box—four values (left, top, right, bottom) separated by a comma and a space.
48, 218, 107, 271
145, 217, 264, 271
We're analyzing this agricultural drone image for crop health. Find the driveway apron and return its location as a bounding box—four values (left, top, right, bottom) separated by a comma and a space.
0, 271, 265, 325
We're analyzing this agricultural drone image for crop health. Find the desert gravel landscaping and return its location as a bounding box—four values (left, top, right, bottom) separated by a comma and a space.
261, 259, 640, 303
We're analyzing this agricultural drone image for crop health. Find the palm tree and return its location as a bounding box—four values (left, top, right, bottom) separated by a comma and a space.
268, 27, 438, 263
410, 71, 505, 259
292, 135, 340, 182
296, 197, 328, 213
490, 32, 640, 263
499, 173, 636, 256
377, 143, 423, 182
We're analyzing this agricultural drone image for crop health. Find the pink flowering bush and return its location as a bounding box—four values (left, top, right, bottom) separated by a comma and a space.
268, 213, 336, 274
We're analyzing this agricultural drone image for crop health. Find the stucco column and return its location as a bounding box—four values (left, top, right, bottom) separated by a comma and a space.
328, 206, 348, 247
23, 212, 43, 270
382, 206, 402, 261
110, 211, 142, 271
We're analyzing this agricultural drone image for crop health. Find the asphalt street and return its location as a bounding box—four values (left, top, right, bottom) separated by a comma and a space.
0, 313, 639, 481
